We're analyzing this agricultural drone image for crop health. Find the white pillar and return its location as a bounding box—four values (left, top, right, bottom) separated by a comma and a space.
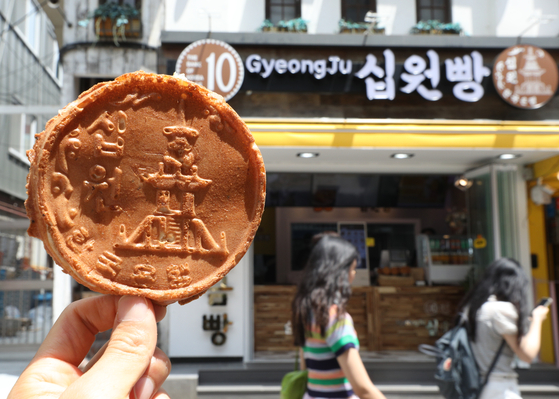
243, 244, 254, 362
52, 264, 72, 324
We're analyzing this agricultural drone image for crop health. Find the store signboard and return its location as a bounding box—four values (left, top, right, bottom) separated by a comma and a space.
493, 44, 558, 109
244, 46, 558, 107
174, 41, 558, 109
246, 49, 492, 103
245, 54, 353, 80
175, 39, 244, 101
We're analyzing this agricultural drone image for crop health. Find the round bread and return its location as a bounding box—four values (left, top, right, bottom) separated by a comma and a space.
25, 71, 266, 305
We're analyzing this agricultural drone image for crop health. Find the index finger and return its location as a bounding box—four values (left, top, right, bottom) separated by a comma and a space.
35, 295, 121, 366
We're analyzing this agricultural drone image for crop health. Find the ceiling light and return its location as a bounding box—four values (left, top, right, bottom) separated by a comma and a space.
498, 153, 521, 160
297, 152, 319, 158
454, 176, 473, 191
391, 153, 414, 159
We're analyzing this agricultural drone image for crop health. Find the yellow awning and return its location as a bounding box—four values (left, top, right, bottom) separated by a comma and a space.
533, 155, 559, 179
245, 118, 559, 149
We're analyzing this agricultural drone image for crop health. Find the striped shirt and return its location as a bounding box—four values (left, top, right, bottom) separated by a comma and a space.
303, 306, 360, 399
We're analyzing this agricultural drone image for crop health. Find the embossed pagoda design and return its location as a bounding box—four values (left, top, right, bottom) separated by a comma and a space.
116, 103, 228, 256
516, 46, 553, 96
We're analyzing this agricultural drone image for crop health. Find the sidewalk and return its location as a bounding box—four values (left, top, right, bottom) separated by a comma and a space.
2, 350, 559, 399
0, 348, 36, 399
0, 376, 17, 399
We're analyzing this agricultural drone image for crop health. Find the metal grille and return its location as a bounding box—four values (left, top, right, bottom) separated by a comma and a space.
0, 231, 52, 348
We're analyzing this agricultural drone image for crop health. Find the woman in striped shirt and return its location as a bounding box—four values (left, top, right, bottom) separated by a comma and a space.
292, 235, 386, 399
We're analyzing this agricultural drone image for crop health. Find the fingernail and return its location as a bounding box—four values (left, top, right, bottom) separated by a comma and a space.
117, 296, 149, 322
133, 376, 155, 399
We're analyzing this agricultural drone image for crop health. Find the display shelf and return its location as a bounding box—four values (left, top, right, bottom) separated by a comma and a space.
416, 234, 474, 285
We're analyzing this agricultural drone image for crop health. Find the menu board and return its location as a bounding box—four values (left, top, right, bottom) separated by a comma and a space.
338, 222, 369, 270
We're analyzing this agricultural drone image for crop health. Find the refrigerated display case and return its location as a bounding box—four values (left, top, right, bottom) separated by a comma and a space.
416, 234, 474, 285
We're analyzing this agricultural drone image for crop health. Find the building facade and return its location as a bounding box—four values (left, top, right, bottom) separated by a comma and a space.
164, 0, 559, 37
0, 0, 61, 205
0, 0, 61, 347
49, 0, 559, 363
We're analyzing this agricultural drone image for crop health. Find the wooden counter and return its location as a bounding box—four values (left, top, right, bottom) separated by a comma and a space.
254, 285, 296, 352
254, 285, 464, 352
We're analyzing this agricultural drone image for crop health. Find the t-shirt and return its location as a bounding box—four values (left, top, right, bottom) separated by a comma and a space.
303, 306, 360, 399
470, 295, 519, 378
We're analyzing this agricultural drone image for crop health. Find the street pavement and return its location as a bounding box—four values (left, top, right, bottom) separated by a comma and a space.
0, 375, 17, 399
2, 350, 559, 399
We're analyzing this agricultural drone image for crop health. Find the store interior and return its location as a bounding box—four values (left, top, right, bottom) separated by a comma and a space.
253, 172, 469, 286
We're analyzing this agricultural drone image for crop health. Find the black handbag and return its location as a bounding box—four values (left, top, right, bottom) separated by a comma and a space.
419, 316, 505, 399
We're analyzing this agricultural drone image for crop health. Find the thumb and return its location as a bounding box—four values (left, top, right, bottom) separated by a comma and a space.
62, 296, 158, 399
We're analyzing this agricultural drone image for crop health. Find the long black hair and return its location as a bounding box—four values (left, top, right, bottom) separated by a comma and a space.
291, 234, 360, 346
460, 258, 530, 343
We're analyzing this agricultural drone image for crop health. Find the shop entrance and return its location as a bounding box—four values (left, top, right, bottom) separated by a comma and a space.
252, 166, 533, 355
254, 171, 476, 354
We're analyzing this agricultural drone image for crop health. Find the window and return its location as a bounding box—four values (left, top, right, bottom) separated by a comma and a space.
11, 1, 27, 30
25, 0, 41, 52
8, 114, 37, 165
10, 0, 42, 52
341, 0, 376, 23
22, 115, 37, 154
266, 0, 301, 24
39, 25, 59, 75
416, 0, 451, 22
50, 32, 59, 75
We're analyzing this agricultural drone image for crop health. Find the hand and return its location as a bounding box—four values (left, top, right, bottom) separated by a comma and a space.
532, 305, 550, 323
8, 295, 171, 399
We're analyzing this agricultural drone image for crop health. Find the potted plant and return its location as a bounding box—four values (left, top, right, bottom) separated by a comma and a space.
258, 19, 275, 32
339, 19, 367, 33
276, 20, 289, 32
290, 17, 307, 33
440, 22, 462, 35
410, 20, 462, 35
338, 18, 384, 34
258, 18, 307, 33
78, 1, 141, 45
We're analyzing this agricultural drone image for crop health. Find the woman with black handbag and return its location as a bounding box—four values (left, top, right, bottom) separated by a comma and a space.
291, 234, 386, 399
460, 258, 549, 399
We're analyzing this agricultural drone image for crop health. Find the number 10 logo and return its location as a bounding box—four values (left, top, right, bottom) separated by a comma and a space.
176, 39, 245, 102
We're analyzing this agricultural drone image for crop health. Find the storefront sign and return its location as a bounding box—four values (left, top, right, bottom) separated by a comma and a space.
176, 39, 244, 101
246, 49, 493, 103
358, 50, 491, 102
245, 54, 352, 80
473, 234, 487, 249
202, 313, 232, 346
493, 44, 558, 109
173, 40, 558, 109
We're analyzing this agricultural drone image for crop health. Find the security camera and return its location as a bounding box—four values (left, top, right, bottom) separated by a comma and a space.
530, 182, 555, 205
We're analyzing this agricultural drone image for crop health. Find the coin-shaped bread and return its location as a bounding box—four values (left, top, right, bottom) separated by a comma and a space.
26, 71, 266, 305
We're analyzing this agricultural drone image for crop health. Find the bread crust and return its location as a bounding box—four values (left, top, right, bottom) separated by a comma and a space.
25, 72, 266, 305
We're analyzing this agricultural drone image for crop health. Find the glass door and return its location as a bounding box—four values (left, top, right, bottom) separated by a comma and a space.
465, 164, 520, 278
496, 166, 520, 260
465, 165, 494, 277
